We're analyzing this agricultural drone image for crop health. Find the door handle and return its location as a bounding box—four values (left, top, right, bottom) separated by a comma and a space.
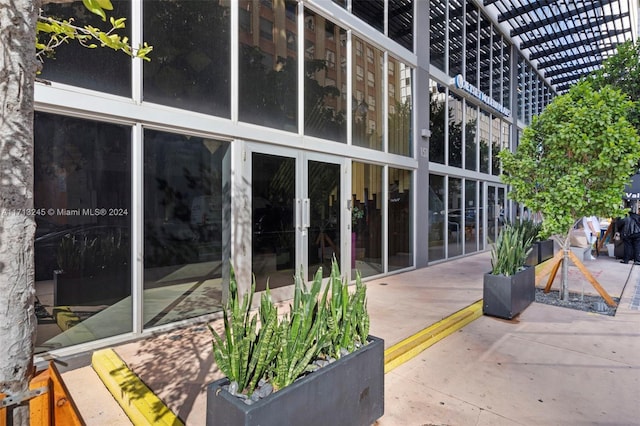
302, 198, 310, 228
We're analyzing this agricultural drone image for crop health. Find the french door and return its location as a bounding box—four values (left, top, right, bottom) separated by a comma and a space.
245, 144, 346, 291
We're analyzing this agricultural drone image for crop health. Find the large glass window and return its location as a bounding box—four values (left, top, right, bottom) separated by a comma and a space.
428, 174, 445, 261
491, 115, 501, 176
143, 131, 229, 327
389, 57, 412, 156
352, 36, 383, 151
352, 162, 383, 278
304, 9, 347, 142
389, 0, 413, 51
479, 110, 491, 174
144, 0, 231, 117
479, 13, 491, 96
464, 179, 477, 254
448, 0, 463, 78
448, 177, 463, 257
429, 80, 446, 164
429, 0, 447, 71
465, 101, 477, 171
502, 40, 511, 110
448, 93, 463, 168
353, 0, 384, 32
465, 1, 478, 87
388, 168, 412, 271
239, 0, 298, 132
251, 153, 296, 291
491, 28, 502, 104
34, 113, 132, 353
39, 0, 131, 96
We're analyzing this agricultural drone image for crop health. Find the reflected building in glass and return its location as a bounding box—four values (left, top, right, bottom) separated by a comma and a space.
32, 0, 610, 358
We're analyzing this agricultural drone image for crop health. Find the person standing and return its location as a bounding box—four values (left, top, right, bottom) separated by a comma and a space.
582, 215, 600, 260
620, 209, 640, 265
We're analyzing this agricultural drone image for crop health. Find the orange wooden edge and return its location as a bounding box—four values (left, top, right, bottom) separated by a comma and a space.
0, 361, 84, 426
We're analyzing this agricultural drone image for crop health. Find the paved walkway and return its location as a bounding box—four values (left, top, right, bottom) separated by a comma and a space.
61, 250, 640, 425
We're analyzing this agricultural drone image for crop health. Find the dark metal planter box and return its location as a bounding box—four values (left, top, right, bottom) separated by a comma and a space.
524, 243, 540, 267
483, 266, 535, 320
536, 239, 555, 264
206, 335, 384, 426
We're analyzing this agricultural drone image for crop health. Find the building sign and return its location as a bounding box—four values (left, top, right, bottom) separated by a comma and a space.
452, 74, 511, 117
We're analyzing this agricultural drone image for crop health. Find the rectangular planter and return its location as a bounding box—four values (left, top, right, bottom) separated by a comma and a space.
536, 239, 555, 264
206, 335, 385, 426
483, 266, 535, 320
524, 243, 540, 267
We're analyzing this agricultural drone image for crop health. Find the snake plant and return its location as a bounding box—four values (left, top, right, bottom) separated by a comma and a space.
209, 267, 280, 396
490, 224, 535, 276
269, 267, 329, 390
210, 258, 371, 396
324, 261, 369, 359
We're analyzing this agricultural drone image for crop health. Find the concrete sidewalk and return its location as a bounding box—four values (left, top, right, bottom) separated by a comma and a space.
61, 250, 640, 425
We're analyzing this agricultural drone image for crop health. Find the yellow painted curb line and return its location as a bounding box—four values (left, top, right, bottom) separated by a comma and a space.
92, 349, 184, 426
384, 299, 483, 373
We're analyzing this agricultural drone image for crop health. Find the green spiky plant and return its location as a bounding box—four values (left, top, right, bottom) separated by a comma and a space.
490, 224, 535, 277
325, 262, 369, 359
210, 258, 371, 396
209, 267, 281, 396
269, 268, 330, 390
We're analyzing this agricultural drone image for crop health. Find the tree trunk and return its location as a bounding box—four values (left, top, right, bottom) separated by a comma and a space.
0, 0, 38, 424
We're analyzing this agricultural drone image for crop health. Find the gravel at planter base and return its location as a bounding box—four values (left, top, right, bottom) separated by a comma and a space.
535, 288, 619, 316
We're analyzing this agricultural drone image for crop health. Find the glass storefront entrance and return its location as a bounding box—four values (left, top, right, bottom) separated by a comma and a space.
248, 147, 345, 291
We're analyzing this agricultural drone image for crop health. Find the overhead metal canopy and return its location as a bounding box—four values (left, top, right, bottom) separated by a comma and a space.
483, 0, 637, 94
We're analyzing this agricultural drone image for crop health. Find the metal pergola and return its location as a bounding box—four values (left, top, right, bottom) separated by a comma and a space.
483, 0, 637, 94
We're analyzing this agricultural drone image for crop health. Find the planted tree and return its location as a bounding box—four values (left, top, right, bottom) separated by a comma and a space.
0, 1, 149, 423
499, 81, 640, 301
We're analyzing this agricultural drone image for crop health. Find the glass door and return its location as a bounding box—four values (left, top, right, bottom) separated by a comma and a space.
247, 145, 345, 291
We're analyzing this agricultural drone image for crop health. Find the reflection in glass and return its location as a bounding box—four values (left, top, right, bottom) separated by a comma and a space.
143, 131, 229, 328
448, 177, 463, 257
430, 0, 447, 71
353, 0, 384, 32
429, 80, 446, 164
491, 116, 501, 176
465, 180, 477, 254
502, 40, 511, 110
352, 36, 383, 151
252, 153, 296, 291
479, 110, 490, 174
479, 13, 491, 96
304, 9, 347, 142
389, 0, 413, 51
308, 161, 341, 280
448, 93, 463, 168
352, 162, 383, 278
492, 28, 502, 104
389, 57, 412, 156
144, 0, 231, 117
389, 168, 412, 271
239, 0, 298, 132
34, 113, 132, 353
429, 174, 446, 261
39, 0, 130, 96
465, 102, 477, 171
487, 185, 497, 245
498, 187, 506, 236
448, 0, 463, 77
429, 0, 447, 71
465, 1, 478, 87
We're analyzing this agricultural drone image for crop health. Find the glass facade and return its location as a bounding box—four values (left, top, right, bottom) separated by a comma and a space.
32, 0, 556, 356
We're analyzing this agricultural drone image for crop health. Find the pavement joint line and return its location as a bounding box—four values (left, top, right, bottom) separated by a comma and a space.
91, 348, 184, 426
384, 299, 483, 373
